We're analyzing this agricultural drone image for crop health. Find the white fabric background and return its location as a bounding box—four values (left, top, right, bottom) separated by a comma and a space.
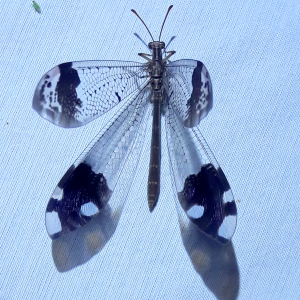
0, 0, 299, 299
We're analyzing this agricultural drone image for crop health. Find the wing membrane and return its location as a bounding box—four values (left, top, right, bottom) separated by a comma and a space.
165, 99, 237, 244
33, 60, 148, 128
45, 87, 151, 239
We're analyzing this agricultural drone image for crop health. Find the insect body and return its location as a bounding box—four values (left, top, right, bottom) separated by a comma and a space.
33, 6, 237, 244
33, 1, 41, 13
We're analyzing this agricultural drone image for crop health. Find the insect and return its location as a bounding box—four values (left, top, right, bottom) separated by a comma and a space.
32, 6, 237, 244
33, 1, 41, 13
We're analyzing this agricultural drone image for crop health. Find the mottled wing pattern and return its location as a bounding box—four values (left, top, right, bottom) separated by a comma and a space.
33, 61, 148, 128
165, 59, 213, 128
45, 87, 151, 239
165, 60, 237, 244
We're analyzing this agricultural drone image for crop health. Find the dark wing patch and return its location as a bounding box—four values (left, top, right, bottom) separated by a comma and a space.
178, 164, 237, 244
45, 163, 112, 239
55, 62, 82, 124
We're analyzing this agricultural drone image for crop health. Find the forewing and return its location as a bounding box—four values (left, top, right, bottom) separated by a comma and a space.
165, 103, 237, 244
45, 87, 151, 239
33, 60, 148, 128
165, 59, 213, 128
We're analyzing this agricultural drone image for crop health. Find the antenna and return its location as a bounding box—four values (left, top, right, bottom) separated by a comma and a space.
131, 9, 154, 42
159, 5, 173, 42
131, 5, 173, 42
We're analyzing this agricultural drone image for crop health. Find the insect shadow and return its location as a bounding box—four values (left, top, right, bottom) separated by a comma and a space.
180, 221, 239, 299
51, 205, 119, 272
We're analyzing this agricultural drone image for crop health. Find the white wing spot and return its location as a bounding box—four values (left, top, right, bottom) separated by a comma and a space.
218, 215, 236, 239
80, 202, 99, 216
51, 186, 63, 201
45, 211, 62, 235
186, 205, 204, 219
